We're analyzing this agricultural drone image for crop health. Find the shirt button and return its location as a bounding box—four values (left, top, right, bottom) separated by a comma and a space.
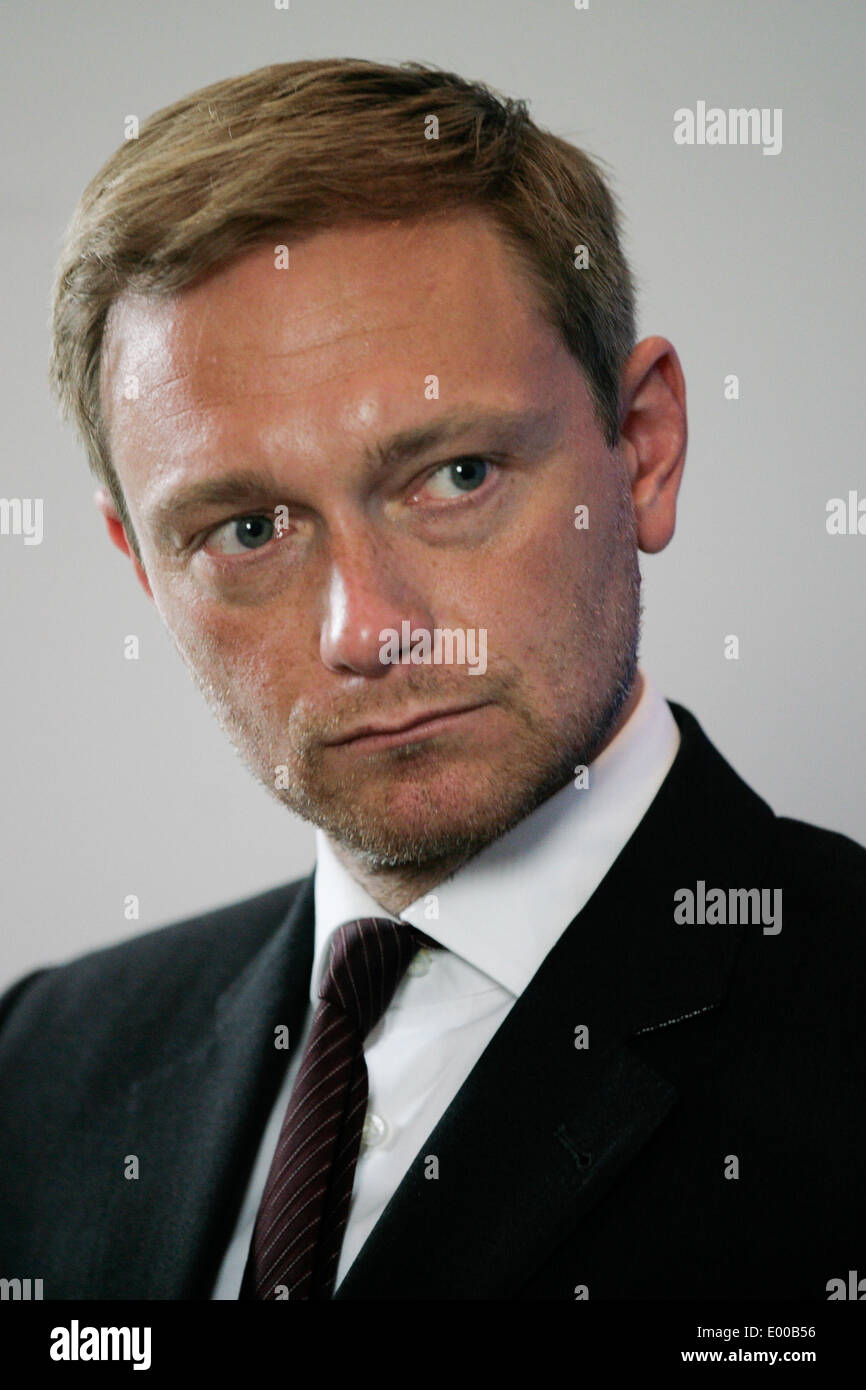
361, 1112, 389, 1150
407, 948, 433, 977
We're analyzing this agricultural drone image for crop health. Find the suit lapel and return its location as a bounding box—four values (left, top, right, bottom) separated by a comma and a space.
335, 704, 775, 1298
93, 872, 316, 1299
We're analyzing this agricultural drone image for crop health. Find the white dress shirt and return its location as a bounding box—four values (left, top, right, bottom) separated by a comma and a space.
210, 668, 680, 1297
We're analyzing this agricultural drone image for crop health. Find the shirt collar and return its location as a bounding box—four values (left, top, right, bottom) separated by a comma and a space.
311, 668, 679, 1003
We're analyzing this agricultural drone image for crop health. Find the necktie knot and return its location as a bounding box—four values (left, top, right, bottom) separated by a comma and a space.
321, 917, 435, 1038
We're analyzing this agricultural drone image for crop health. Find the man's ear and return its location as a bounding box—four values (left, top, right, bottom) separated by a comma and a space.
617, 336, 688, 554
94, 486, 153, 599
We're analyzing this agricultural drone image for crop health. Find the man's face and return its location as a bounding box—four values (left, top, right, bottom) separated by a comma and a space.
101, 211, 641, 872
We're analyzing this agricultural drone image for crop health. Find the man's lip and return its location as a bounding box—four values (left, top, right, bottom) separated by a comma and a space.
325, 702, 491, 746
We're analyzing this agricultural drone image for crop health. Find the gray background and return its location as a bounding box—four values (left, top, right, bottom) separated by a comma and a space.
1, 0, 863, 990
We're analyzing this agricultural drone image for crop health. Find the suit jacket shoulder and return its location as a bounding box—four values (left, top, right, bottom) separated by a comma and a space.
0, 875, 317, 1297
0, 877, 309, 1114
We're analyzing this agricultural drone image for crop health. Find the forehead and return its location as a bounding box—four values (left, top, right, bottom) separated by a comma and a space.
99, 211, 579, 510
101, 211, 555, 400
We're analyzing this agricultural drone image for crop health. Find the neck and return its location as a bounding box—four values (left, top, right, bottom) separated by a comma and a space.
329, 842, 469, 915
330, 669, 645, 915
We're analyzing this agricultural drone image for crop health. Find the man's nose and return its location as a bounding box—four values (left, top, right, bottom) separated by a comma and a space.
319, 535, 434, 677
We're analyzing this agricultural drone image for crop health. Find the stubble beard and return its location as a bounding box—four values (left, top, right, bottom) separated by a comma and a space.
180, 547, 642, 881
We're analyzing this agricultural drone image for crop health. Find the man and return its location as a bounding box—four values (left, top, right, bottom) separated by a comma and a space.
0, 57, 863, 1301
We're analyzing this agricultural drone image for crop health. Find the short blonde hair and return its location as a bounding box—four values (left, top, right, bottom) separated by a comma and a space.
48, 58, 637, 560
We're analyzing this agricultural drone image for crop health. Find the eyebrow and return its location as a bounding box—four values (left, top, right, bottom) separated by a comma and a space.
366, 406, 558, 471
145, 405, 559, 544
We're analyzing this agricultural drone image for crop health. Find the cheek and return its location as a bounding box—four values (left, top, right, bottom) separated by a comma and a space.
157, 584, 293, 708
478, 484, 626, 679
459, 523, 578, 684
212, 631, 296, 714
489, 494, 594, 618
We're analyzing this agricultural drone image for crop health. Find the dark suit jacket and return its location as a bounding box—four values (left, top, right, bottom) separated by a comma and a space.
1, 703, 864, 1300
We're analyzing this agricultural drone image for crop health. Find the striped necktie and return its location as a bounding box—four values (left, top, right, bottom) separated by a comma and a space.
240, 916, 437, 1300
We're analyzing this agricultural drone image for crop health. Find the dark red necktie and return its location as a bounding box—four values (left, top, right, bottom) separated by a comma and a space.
240, 916, 437, 1300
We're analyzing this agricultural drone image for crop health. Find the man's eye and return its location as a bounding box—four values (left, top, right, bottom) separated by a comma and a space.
421, 457, 491, 500
205, 515, 276, 556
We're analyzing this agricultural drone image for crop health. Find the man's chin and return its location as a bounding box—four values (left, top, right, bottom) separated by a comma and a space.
281, 757, 577, 872
298, 794, 502, 871
312, 815, 500, 873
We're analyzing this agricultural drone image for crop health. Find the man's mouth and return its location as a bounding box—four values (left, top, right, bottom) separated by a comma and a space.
324, 701, 492, 751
